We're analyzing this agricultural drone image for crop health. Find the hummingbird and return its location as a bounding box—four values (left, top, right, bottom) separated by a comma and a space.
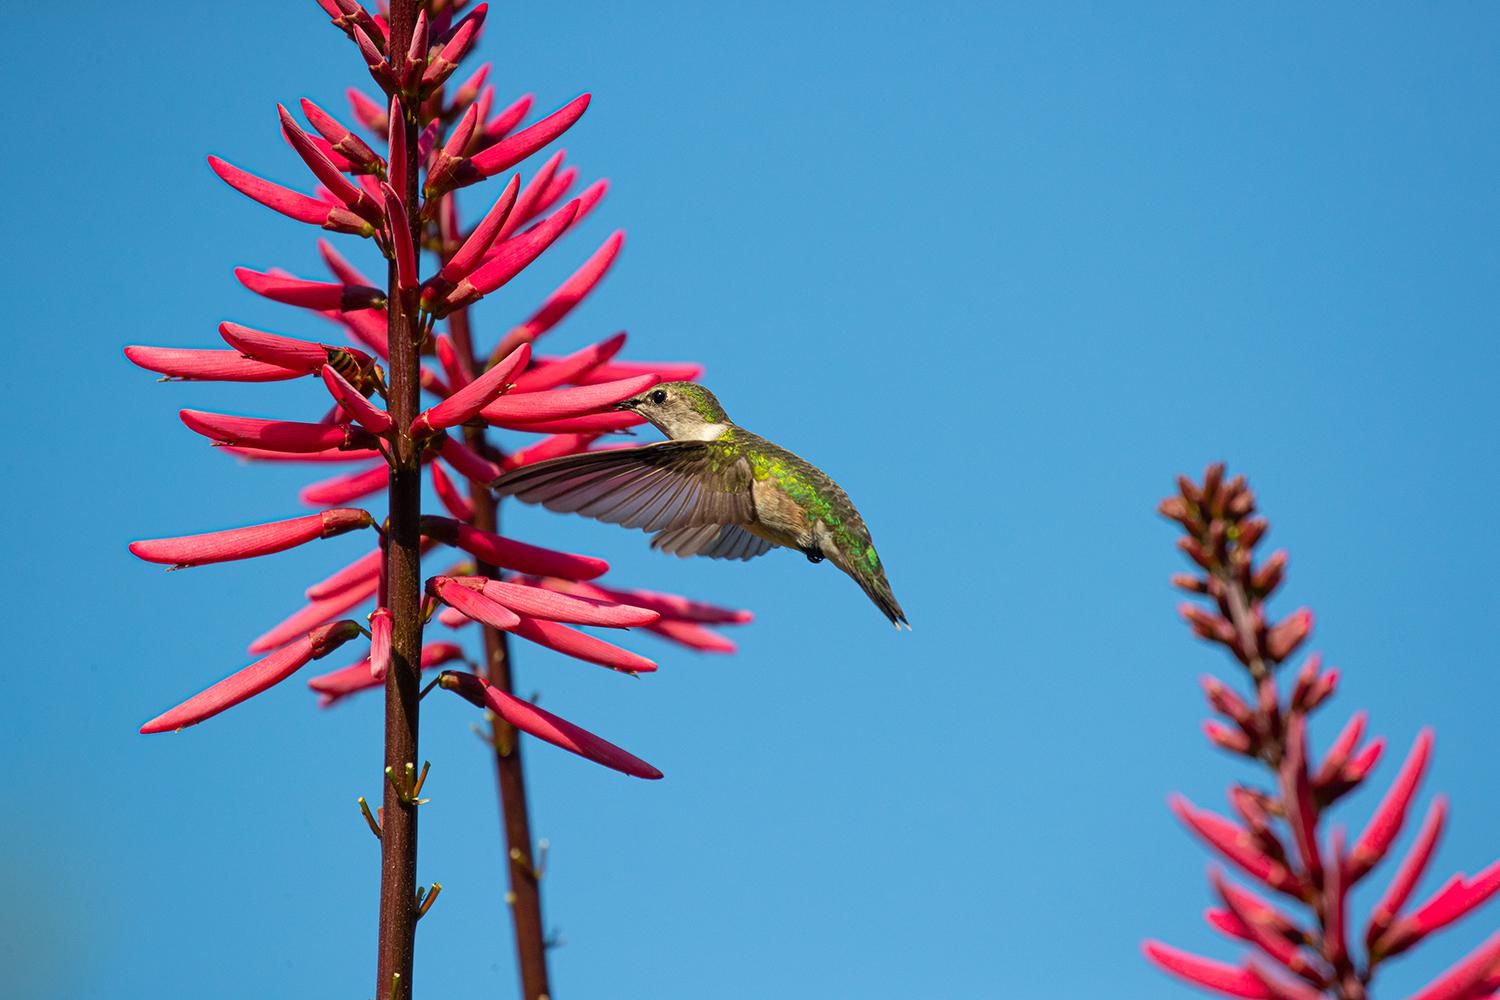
490, 381, 908, 629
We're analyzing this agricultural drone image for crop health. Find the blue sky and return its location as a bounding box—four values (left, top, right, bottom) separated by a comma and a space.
4, 2, 1498, 997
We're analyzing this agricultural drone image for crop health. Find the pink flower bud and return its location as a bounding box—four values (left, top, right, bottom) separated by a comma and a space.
430, 461, 474, 521
437, 607, 472, 629
410, 343, 531, 437
278, 104, 383, 224
141, 620, 362, 733
300, 98, 380, 173
484, 93, 534, 142
1350, 729, 1433, 878
437, 436, 503, 484
575, 359, 705, 385
180, 409, 374, 453
421, 516, 608, 579
208, 156, 372, 234
508, 615, 656, 674
497, 150, 565, 238
235, 267, 386, 313
1204, 721, 1252, 754
476, 579, 658, 627
124, 345, 302, 383
367, 606, 392, 680
438, 670, 661, 778
420, 3, 483, 90
646, 619, 737, 653
380, 183, 419, 293
441, 104, 481, 164
479, 373, 657, 424
427, 575, 521, 630
434, 335, 474, 392
300, 461, 390, 506
131, 508, 374, 569
401, 8, 429, 86
449, 62, 490, 110
455, 93, 591, 187
500, 232, 625, 350
1265, 608, 1313, 661
319, 238, 375, 288
441, 201, 578, 312
436, 174, 519, 284
1343, 737, 1386, 783
1142, 942, 1270, 999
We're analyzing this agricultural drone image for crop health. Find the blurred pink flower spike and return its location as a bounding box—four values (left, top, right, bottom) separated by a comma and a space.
1380, 857, 1500, 958
278, 103, 383, 225
430, 460, 474, 521
124, 345, 302, 383
300, 98, 381, 174
1402, 929, 1500, 1000
421, 515, 608, 580
1349, 729, 1434, 880
220, 321, 374, 379
208, 156, 373, 235
410, 343, 530, 437
505, 233, 625, 352
480, 373, 657, 424
380, 183, 419, 293
427, 575, 521, 630
420, 2, 484, 91
478, 579, 658, 627
1171, 795, 1303, 895
1142, 941, 1270, 999
309, 641, 464, 706
235, 267, 385, 313
180, 409, 375, 453
510, 331, 627, 393
508, 615, 656, 675
439, 200, 579, 313
130, 508, 374, 570
301, 461, 389, 505
433, 174, 519, 287
432, 93, 590, 196
321, 365, 392, 433
1366, 797, 1448, 947
141, 620, 362, 734
367, 606, 392, 680
437, 670, 661, 779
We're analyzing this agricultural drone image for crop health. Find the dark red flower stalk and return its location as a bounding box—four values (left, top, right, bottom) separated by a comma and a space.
128, 3, 750, 997
1144, 465, 1500, 1000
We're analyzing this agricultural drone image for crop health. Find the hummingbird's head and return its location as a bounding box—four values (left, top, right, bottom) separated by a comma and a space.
615, 381, 732, 441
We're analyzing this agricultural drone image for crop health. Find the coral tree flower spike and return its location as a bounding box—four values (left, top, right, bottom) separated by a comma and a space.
438, 671, 661, 779
130, 508, 374, 569
142, 621, 362, 733
410, 343, 529, 437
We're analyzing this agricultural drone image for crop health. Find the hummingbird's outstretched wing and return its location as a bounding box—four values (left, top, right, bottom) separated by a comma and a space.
650, 523, 774, 561
490, 442, 755, 532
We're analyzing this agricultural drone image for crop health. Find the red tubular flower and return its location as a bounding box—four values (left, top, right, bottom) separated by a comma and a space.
180, 409, 374, 453
1350, 729, 1434, 879
278, 104, 383, 224
368, 606, 392, 680
410, 343, 530, 437
503, 229, 625, 347
1367, 797, 1448, 945
306, 546, 383, 600
300, 461, 389, 505
299, 98, 380, 174
434, 173, 519, 284
321, 365, 392, 433
645, 619, 738, 653
250, 575, 378, 654
427, 575, 521, 630
438, 670, 661, 779
434, 335, 474, 391
509, 331, 627, 393
142, 620, 362, 733
124, 346, 301, 382
421, 515, 608, 580
235, 267, 385, 312
421, 3, 484, 90
576, 358, 705, 384
476, 579, 658, 627
478, 373, 657, 423
502, 433, 599, 470
436, 435, 502, 484
1142, 942, 1271, 999
1401, 930, 1500, 1000
1172, 796, 1303, 895
220, 321, 374, 378
496, 151, 564, 239
436, 93, 590, 194
1383, 861, 1500, 955
507, 615, 656, 674
440, 200, 579, 312
486, 409, 644, 435
429, 460, 474, 521
543, 579, 754, 625
484, 92, 534, 142
208, 155, 373, 235
130, 508, 374, 569
381, 184, 419, 293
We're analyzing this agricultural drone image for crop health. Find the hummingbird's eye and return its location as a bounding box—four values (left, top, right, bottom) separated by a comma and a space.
649, 389, 668, 405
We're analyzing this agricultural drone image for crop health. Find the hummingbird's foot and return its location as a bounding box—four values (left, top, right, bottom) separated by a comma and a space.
801, 546, 824, 564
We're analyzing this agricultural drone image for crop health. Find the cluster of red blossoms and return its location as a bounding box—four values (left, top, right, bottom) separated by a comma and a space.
1145, 466, 1500, 1000
126, 0, 749, 779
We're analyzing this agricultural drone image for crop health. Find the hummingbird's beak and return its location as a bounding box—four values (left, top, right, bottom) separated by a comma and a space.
614, 398, 640, 412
